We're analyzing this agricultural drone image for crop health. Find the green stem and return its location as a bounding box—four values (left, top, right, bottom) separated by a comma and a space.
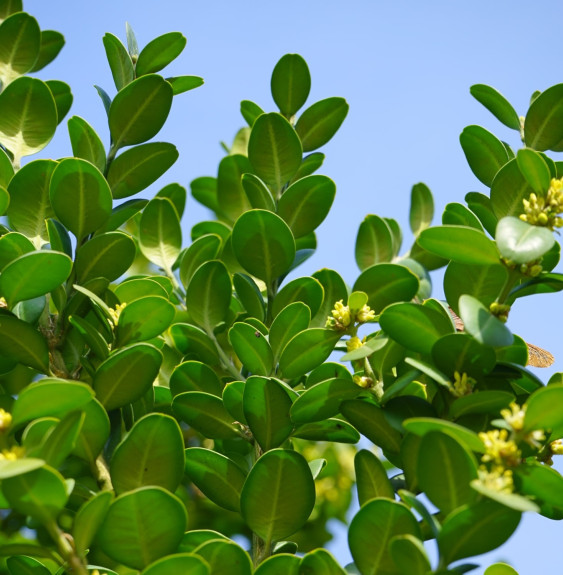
46, 520, 88, 575
104, 142, 119, 178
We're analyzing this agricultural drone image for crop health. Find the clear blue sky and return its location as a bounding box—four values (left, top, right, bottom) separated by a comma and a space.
27, 1, 563, 572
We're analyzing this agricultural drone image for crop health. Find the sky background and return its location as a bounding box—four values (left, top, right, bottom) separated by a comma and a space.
25, 1, 563, 573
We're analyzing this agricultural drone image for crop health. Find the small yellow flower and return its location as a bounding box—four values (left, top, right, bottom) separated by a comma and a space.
450, 371, 475, 397
501, 402, 525, 431
0, 408, 12, 431
550, 439, 563, 455
346, 336, 363, 353
0, 446, 25, 461
477, 464, 514, 494
108, 302, 127, 327
520, 177, 563, 230
479, 429, 521, 467
326, 300, 352, 330
353, 374, 374, 389
355, 304, 375, 323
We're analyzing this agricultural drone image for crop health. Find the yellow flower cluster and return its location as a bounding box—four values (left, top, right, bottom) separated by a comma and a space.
479, 429, 521, 467
501, 402, 545, 447
551, 439, 563, 455
450, 371, 475, 397
520, 177, 563, 230
489, 302, 511, 322
0, 408, 12, 431
326, 300, 375, 331
353, 374, 374, 389
0, 446, 25, 461
477, 465, 514, 494
346, 336, 363, 353
108, 302, 127, 327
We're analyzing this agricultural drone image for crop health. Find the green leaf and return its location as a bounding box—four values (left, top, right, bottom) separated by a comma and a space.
93, 343, 162, 411
495, 216, 555, 265
136, 32, 186, 76
232, 210, 295, 285
354, 449, 394, 505
514, 462, 563, 518
340, 400, 402, 454
295, 97, 349, 152
0, 251, 72, 307
279, 328, 341, 379
458, 294, 513, 347
2, 466, 68, 524
45, 80, 72, 125
490, 158, 535, 219
37, 410, 85, 469
30, 29, 65, 72
139, 197, 182, 271
50, 158, 112, 241
184, 447, 246, 512
186, 260, 232, 333
75, 231, 136, 284
460, 125, 509, 187
524, 384, 563, 439
273, 276, 323, 318
109, 74, 173, 150
194, 540, 252, 575
68, 116, 106, 174
180, 234, 222, 290
0, 77, 57, 163
300, 549, 347, 575
233, 273, 266, 322
114, 278, 168, 305
402, 417, 484, 454
170, 360, 222, 397
438, 500, 521, 565
125, 22, 138, 58
516, 148, 551, 194
243, 376, 293, 451
0, 147, 14, 188
418, 226, 499, 265
223, 380, 246, 424
241, 99, 264, 126
142, 554, 210, 575
484, 564, 519, 575
97, 486, 187, 570
97, 198, 148, 234
94, 84, 112, 117
310, 268, 348, 327
292, 152, 325, 182
270, 53, 310, 118
292, 418, 360, 443
6, 555, 51, 575
255, 554, 300, 575
103, 32, 134, 91
241, 173, 276, 212
432, 334, 496, 380
0, 1, 22, 23
248, 113, 302, 193
241, 448, 315, 544
470, 84, 520, 130
229, 322, 274, 376
270, 301, 310, 362
524, 84, 563, 151
348, 498, 421, 575
0, 12, 40, 86
353, 263, 419, 314
0, 458, 45, 479
111, 413, 184, 494
216, 154, 253, 223
169, 323, 221, 364
409, 182, 433, 236
74, 397, 110, 462
0, 232, 33, 269
173, 391, 241, 439
108, 142, 178, 199
166, 75, 205, 95
355, 215, 394, 269
442, 202, 483, 230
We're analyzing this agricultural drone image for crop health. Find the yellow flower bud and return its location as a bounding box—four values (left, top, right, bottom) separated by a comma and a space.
0, 408, 12, 431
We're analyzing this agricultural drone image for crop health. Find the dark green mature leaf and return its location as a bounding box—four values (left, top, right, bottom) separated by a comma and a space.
108, 142, 178, 199
139, 197, 182, 271
68, 116, 106, 173
0, 251, 72, 307
278, 175, 336, 238
348, 498, 421, 575
470, 84, 521, 130
273, 276, 323, 318
516, 148, 551, 194
216, 154, 253, 222
167, 75, 205, 95
75, 231, 136, 284
232, 210, 295, 285
50, 158, 112, 240
310, 268, 348, 328
97, 487, 188, 570
229, 322, 274, 376
103, 33, 134, 91
442, 203, 483, 230
248, 113, 302, 193
109, 74, 173, 149
279, 328, 341, 379
157, 182, 186, 217
69, 315, 109, 360
169, 323, 220, 364
170, 361, 222, 397
241, 173, 276, 212
97, 198, 148, 234
292, 152, 325, 182
514, 462, 563, 517
270, 301, 311, 362
299, 549, 347, 575
6, 555, 51, 575
495, 216, 554, 264
390, 534, 432, 575
194, 540, 252, 575
74, 398, 111, 462
0, 1, 22, 23
0, 12, 39, 85
186, 260, 231, 333
460, 125, 509, 187
355, 215, 394, 269
450, 391, 514, 420
180, 234, 222, 289
241, 449, 315, 544
354, 449, 394, 505
0, 147, 14, 188
141, 553, 210, 575
409, 182, 433, 236
271, 53, 310, 118
293, 418, 360, 443
524, 384, 563, 439
458, 294, 513, 347
111, 413, 184, 494
432, 333, 496, 379
490, 158, 535, 219
524, 84, 563, 151
30, 29, 65, 72
402, 417, 484, 454
136, 32, 186, 76
233, 273, 266, 321
184, 447, 246, 512
254, 554, 300, 575
93, 343, 162, 411
223, 380, 247, 423
0, 77, 57, 162
438, 500, 521, 565
295, 97, 349, 152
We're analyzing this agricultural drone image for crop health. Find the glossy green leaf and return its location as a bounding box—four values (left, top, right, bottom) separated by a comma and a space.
30, 29, 65, 72
167, 75, 204, 95
514, 462, 563, 517
310, 268, 348, 327
170, 360, 222, 397
409, 182, 433, 236
270, 301, 311, 362
471, 479, 539, 513
139, 197, 182, 271
0, 77, 57, 162
75, 231, 136, 284
186, 260, 231, 333
484, 564, 519, 575
432, 333, 496, 379
72, 397, 110, 462
295, 97, 349, 152
0, 251, 71, 307
402, 417, 484, 454
0, 147, 14, 188
241, 448, 315, 544
191, 220, 231, 242
233, 273, 266, 321
458, 294, 513, 347
177, 530, 229, 553
141, 554, 210, 575
185, 447, 246, 512
6, 555, 51, 575
524, 84, 563, 151
169, 323, 221, 364
418, 226, 499, 264
241, 173, 276, 211
240, 99, 264, 126
299, 549, 347, 575
37, 410, 85, 469
438, 500, 521, 565
0, 1, 22, 23
340, 400, 402, 454
156, 183, 186, 217
243, 376, 293, 451
255, 554, 300, 575
103, 32, 134, 91
292, 418, 360, 443
232, 210, 295, 285
68, 116, 106, 173
136, 31, 186, 76
46, 80, 72, 124
0, 232, 33, 269
108, 142, 178, 199
490, 158, 535, 219
273, 276, 323, 318
173, 391, 241, 439
292, 152, 325, 182
524, 384, 563, 439
348, 498, 421, 575
93, 343, 163, 411
248, 113, 302, 192
50, 158, 112, 240
279, 328, 341, 379
2, 466, 68, 524
229, 321, 274, 376
442, 202, 483, 230
353, 263, 419, 314
495, 216, 555, 264
271, 53, 310, 118
465, 192, 497, 235
109, 74, 173, 149
223, 380, 246, 423
460, 125, 509, 187
97, 486, 188, 570
355, 449, 394, 505
0, 12, 40, 86
470, 84, 520, 130
0, 458, 45, 479
216, 154, 253, 222
98, 198, 148, 234
191, 176, 218, 213
94, 83, 112, 116
180, 234, 222, 290
114, 278, 168, 304
355, 215, 394, 269
516, 148, 551, 193
194, 540, 252, 575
